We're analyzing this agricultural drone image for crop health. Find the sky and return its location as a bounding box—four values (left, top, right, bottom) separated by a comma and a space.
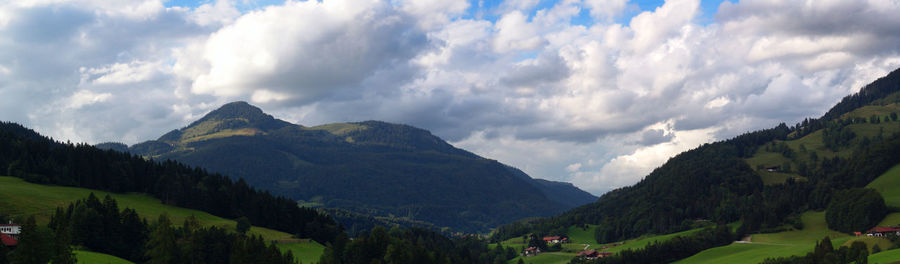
2, 0, 900, 195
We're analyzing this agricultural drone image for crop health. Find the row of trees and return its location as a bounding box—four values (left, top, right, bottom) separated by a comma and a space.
0, 122, 342, 243
0, 195, 297, 264
318, 226, 518, 264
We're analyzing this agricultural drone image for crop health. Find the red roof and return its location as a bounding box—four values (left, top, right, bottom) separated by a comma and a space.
543, 236, 561, 241
525, 247, 537, 251
0, 224, 18, 227
0, 234, 16, 246
868, 227, 900, 233
577, 250, 597, 257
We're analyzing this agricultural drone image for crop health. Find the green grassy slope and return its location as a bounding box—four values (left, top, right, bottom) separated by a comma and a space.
745, 103, 900, 185
840, 237, 894, 254
867, 164, 900, 207
0, 176, 292, 241
677, 211, 851, 264
870, 248, 900, 264
501, 225, 707, 264
74, 250, 134, 264
275, 241, 326, 263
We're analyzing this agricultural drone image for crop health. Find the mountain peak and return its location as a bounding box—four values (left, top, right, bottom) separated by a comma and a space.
158, 101, 293, 143
199, 101, 267, 122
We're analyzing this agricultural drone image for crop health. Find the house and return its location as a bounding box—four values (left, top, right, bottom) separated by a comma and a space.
542, 236, 568, 244
577, 250, 599, 260
866, 226, 900, 237
0, 233, 16, 248
577, 250, 612, 260
524, 247, 541, 256
0, 221, 20, 239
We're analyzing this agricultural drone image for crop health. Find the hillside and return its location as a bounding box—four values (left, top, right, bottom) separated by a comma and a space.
0, 121, 342, 244
116, 101, 597, 233
0, 176, 325, 263
493, 68, 900, 263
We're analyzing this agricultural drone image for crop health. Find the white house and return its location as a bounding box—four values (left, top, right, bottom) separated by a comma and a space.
0, 221, 21, 239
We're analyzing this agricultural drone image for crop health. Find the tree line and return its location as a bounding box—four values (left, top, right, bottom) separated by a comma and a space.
318, 226, 519, 264
0, 194, 296, 264
0, 122, 341, 244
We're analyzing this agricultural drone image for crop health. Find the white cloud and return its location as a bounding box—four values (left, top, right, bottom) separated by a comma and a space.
66, 90, 112, 109
179, 0, 427, 104
4, 0, 900, 195
399, 0, 469, 30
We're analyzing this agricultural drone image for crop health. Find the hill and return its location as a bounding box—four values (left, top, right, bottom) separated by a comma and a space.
492, 68, 900, 262
117, 101, 596, 233
0, 121, 342, 244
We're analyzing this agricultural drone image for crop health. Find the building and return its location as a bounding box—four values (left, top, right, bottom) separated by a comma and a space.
866, 226, 900, 237
0, 221, 20, 239
577, 250, 599, 260
0, 233, 16, 248
542, 236, 568, 244
524, 247, 541, 256
576, 250, 612, 260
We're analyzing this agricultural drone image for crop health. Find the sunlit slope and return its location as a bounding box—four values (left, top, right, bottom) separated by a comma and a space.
676, 211, 851, 264
0, 176, 292, 240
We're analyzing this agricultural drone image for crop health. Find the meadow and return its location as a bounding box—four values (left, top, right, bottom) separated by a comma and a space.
0, 176, 324, 264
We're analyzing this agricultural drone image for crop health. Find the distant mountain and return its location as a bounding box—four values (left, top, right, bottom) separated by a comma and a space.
118, 101, 596, 233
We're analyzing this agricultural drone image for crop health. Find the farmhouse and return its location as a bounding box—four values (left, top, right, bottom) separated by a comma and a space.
542, 236, 568, 244
524, 246, 541, 256
0, 221, 20, 239
866, 226, 900, 237
577, 250, 599, 259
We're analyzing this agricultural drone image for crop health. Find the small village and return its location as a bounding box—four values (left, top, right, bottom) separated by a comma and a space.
522, 235, 613, 261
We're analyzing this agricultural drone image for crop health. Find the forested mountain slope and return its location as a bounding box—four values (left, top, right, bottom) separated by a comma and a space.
114, 101, 596, 233
494, 68, 900, 247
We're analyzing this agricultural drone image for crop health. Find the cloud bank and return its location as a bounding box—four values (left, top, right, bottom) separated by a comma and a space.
1, 0, 900, 194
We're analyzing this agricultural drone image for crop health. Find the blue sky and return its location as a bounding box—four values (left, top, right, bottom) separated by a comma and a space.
165, 0, 726, 25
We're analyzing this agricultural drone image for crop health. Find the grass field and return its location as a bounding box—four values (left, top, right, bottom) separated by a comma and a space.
508, 252, 576, 264
867, 164, 900, 208
677, 211, 851, 264
840, 237, 894, 253
500, 225, 707, 263
74, 250, 134, 264
0, 176, 327, 263
276, 241, 326, 263
879, 213, 900, 227
870, 248, 900, 264
0, 176, 293, 241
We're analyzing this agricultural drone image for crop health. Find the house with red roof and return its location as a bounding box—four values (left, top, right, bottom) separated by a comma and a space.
542, 236, 568, 244
524, 246, 541, 256
866, 226, 900, 237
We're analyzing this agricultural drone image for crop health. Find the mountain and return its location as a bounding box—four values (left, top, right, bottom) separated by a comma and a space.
493, 67, 900, 248
119, 101, 596, 233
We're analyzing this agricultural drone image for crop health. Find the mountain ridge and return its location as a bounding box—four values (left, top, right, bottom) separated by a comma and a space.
108, 102, 597, 233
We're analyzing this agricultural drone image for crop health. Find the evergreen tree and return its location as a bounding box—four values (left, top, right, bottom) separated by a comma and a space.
50, 224, 76, 264
10, 216, 52, 264
145, 214, 178, 264
236, 216, 251, 234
